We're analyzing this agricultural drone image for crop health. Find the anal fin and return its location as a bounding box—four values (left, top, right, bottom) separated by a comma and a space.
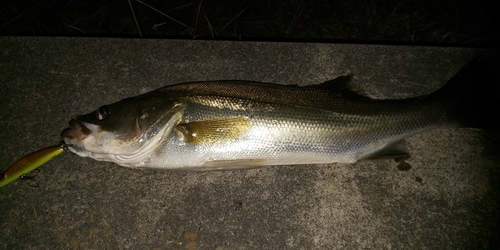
360, 140, 410, 162
202, 159, 269, 171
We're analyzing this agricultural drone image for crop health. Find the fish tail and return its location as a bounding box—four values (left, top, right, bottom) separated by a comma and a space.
428, 56, 500, 130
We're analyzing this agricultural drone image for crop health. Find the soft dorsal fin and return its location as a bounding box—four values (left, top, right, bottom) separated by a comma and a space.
310, 75, 373, 101
314, 75, 354, 91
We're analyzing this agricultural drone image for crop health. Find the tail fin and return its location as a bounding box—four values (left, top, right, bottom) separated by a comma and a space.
428, 56, 500, 130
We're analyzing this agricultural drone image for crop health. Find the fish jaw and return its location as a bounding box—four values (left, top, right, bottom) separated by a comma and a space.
60, 119, 124, 158
60, 119, 93, 142
61, 111, 184, 167
60, 119, 98, 156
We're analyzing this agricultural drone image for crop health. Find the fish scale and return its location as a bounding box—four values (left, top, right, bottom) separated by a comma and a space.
143, 90, 452, 169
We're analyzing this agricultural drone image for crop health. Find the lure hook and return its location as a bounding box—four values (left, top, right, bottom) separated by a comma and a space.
20, 169, 40, 187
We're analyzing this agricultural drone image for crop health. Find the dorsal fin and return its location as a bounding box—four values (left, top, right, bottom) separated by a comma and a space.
310, 75, 373, 101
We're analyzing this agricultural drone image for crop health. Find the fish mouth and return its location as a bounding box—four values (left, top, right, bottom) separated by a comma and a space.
60, 119, 92, 142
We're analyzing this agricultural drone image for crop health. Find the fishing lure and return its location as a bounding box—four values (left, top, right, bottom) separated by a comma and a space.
0, 145, 64, 188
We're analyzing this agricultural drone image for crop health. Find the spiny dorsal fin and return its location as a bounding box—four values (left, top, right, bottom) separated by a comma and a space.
176, 117, 251, 144
311, 75, 373, 101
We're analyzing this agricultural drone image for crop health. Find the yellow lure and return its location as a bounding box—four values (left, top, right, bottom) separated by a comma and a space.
0, 145, 64, 188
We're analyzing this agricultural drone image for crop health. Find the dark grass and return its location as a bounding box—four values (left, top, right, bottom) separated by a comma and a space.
1, 0, 500, 46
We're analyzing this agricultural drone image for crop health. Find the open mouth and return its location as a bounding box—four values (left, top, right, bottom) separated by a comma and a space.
60, 119, 92, 142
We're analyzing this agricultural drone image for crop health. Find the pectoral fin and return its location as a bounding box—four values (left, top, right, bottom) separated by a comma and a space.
176, 117, 251, 144
360, 140, 410, 161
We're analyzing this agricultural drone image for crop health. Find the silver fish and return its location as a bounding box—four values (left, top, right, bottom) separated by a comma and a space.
61, 56, 499, 170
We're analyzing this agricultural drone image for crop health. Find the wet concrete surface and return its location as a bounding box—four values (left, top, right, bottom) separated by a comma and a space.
0, 37, 499, 249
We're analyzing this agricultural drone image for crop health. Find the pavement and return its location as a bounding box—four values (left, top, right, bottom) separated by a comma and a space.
0, 37, 499, 249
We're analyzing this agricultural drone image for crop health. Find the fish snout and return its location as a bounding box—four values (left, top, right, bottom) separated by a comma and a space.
60, 119, 91, 141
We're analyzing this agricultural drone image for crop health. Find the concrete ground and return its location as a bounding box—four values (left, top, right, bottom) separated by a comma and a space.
0, 37, 499, 249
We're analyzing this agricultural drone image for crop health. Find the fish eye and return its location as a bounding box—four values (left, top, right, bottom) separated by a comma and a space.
96, 106, 109, 121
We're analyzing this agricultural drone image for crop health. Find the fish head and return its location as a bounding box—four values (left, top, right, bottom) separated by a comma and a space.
61, 94, 183, 165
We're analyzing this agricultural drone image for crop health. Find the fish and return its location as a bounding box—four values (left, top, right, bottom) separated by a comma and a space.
60, 56, 499, 170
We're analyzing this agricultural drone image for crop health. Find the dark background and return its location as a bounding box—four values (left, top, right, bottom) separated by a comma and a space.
1, 0, 499, 46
